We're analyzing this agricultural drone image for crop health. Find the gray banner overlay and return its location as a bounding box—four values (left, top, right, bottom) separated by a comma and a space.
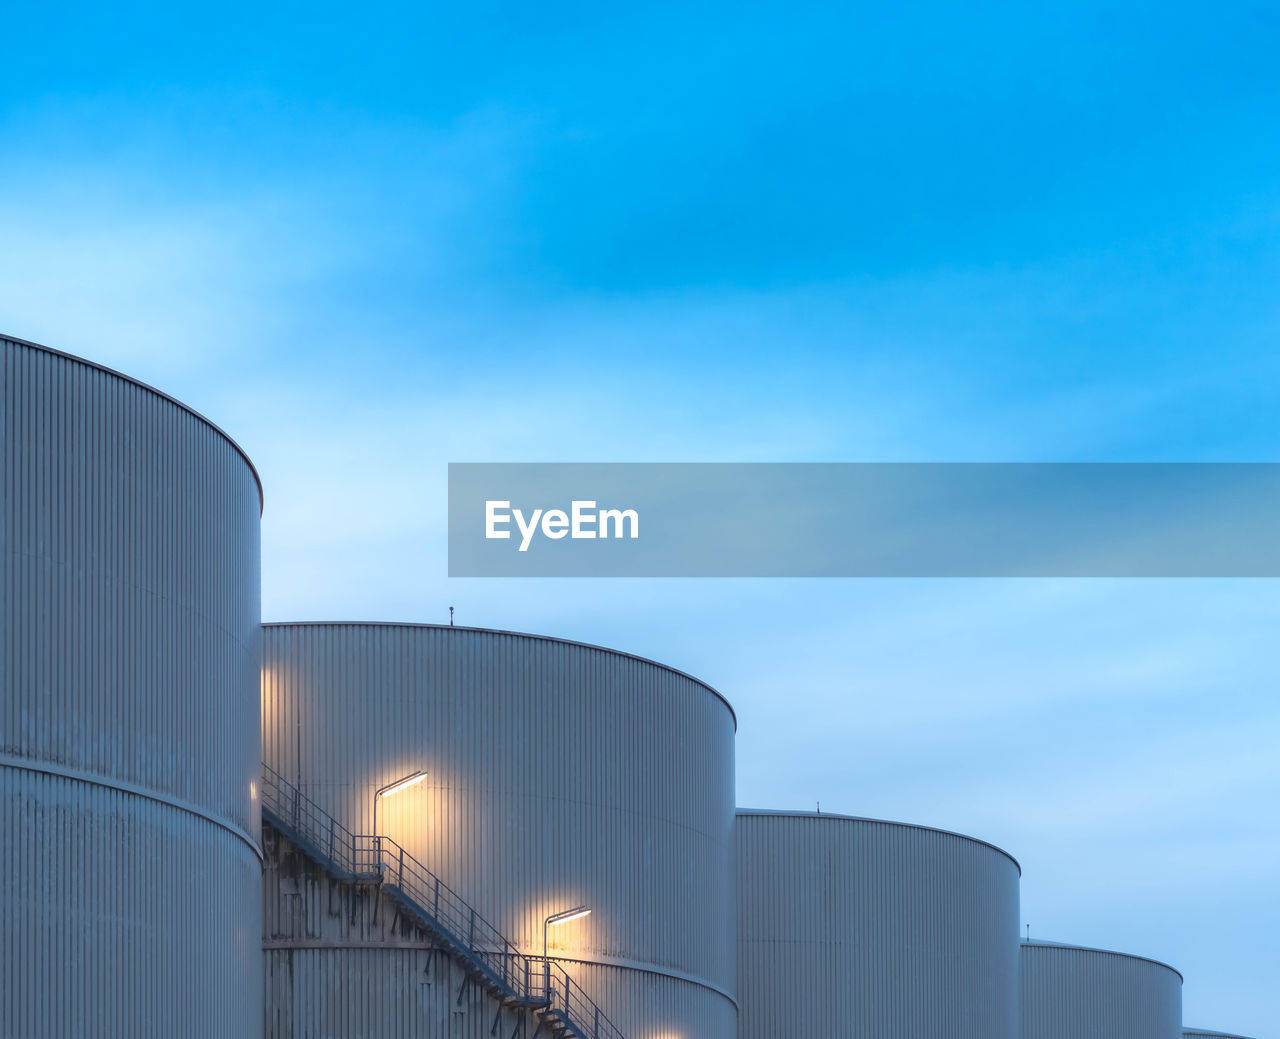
448, 463, 1280, 577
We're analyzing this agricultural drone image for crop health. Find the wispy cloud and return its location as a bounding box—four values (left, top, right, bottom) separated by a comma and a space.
3, 15, 1279, 1027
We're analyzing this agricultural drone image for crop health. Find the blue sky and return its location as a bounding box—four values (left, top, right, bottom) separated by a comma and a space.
3, 1, 1278, 1032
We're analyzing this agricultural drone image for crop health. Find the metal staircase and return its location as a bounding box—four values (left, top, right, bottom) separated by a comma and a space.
260, 763, 625, 1039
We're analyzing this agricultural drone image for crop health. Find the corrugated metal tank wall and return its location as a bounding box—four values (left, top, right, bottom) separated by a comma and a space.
1020, 940, 1182, 1039
260, 622, 737, 1039
261, 825, 537, 1039
735, 810, 1021, 1039
1, 335, 263, 1038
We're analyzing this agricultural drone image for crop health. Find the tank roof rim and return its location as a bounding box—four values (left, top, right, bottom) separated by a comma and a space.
735, 807, 1021, 875
262, 619, 737, 728
1022, 938, 1184, 982
3, 331, 264, 513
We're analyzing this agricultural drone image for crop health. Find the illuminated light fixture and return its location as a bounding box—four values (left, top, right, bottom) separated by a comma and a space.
543, 905, 592, 958
378, 771, 429, 798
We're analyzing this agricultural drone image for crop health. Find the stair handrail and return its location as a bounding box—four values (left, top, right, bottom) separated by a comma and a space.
260, 763, 627, 1039
260, 763, 375, 882
372, 831, 538, 1001
541, 957, 627, 1039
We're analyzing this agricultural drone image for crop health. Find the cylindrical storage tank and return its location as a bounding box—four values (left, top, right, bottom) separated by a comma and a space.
260, 622, 737, 1039
1, 334, 263, 1038
1184, 1031, 1259, 1039
736, 809, 1021, 1039
1021, 940, 1182, 1039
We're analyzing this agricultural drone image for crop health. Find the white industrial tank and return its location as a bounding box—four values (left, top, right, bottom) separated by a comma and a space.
1, 334, 263, 1038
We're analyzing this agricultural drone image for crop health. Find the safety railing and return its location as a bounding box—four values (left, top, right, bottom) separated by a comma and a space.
260, 763, 626, 1039
541, 957, 627, 1039
260, 763, 376, 883
373, 834, 542, 1004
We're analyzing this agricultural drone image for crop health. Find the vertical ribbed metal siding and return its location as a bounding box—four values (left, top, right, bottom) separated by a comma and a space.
263, 828, 739, 1039
736, 811, 1021, 1039
263, 824, 536, 1039
1021, 942, 1182, 1039
552, 962, 738, 1039
261, 622, 737, 1039
264, 953, 737, 1039
1, 336, 263, 1038
266, 948, 539, 1039
1, 770, 262, 1038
